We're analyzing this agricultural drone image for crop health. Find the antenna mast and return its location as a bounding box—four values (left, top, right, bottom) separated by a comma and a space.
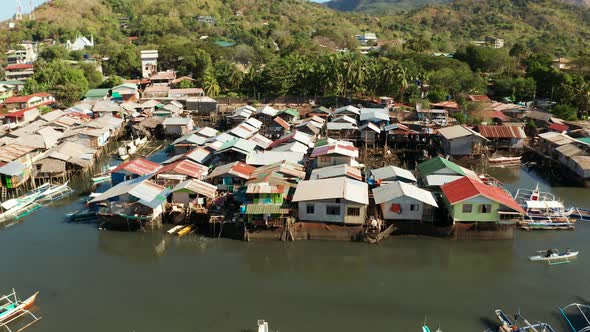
16, 0, 23, 21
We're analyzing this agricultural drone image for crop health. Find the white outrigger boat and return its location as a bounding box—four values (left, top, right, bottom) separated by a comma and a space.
529, 249, 578, 264
514, 184, 575, 230
486, 309, 556, 332
0, 182, 73, 223
0, 289, 41, 331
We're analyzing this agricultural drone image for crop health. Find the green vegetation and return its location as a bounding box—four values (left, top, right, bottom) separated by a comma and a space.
2, 0, 590, 119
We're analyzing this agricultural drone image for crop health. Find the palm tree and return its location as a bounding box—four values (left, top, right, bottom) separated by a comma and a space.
394, 64, 409, 102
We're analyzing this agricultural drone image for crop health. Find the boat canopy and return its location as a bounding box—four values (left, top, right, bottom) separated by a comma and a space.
526, 200, 564, 209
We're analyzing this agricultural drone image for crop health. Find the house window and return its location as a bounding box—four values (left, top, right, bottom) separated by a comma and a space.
319, 156, 331, 163
347, 207, 361, 216
462, 204, 473, 213
326, 205, 341, 216
480, 204, 492, 213
306, 204, 315, 214
410, 204, 419, 211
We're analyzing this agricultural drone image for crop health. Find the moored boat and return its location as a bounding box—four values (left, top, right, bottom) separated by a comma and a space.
514, 184, 575, 230
488, 156, 522, 165
0, 290, 41, 331
559, 303, 590, 332
486, 309, 556, 332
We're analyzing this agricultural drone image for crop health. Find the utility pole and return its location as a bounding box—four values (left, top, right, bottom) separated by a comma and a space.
16, 0, 23, 21
29, 0, 35, 21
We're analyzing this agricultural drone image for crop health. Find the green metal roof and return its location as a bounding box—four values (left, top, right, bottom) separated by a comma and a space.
215, 40, 236, 47
84, 88, 110, 99
244, 204, 290, 215
281, 108, 300, 118
0, 80, 25, 86
577, 137, 590, 145
418, 157, 465, 177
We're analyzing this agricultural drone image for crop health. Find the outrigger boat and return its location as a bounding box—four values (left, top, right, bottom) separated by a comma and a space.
529, 249, 579, 264
0, 290, 41, 331
486, 309, 556, 332
559, 303, 590, 332
514, 184, 575, 230
488, 156, 522, 166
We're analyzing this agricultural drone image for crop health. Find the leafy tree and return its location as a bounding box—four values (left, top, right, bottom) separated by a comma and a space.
427, 88, 447, 103
552, 104, 578, 121
100, 76, 124, 88
455, 45, 511, 73
25, 60, 89, 107
39, 46, 68, 62
177, 79, 194, 89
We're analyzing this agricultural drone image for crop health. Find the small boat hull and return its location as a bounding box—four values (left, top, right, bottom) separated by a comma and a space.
529, 251, 578, 262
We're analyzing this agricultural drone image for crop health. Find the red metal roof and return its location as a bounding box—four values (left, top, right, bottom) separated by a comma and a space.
4, 95, 35, 103
311, 143, 359, 158
441, 176, 524, 214
231, 161, 257, 178
273, 116, 290, 130
5, 63, 34, 70
111, 158, 161, 175
473, 110, 511, 122
549, 123, 569, 133
478, 125, 526, 139
156, 159, 208, 179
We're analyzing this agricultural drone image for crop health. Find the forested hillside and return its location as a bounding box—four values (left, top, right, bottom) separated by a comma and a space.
2, 0, 590, 120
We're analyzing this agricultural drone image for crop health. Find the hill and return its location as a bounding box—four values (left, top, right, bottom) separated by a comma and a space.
325, 0, 451, 13
324, 0, 590, 13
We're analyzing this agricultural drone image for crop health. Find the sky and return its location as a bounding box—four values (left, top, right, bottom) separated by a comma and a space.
1, 0, 47, 21
0, 0, 329, 21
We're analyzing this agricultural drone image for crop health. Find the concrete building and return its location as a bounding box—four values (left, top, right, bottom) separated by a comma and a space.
141, 50, 159, 79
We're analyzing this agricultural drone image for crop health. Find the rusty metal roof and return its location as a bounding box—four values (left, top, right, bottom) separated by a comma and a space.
111, 158, 161, 175
0, 144, 36, 163
478, 125, 526, 139
156, 159, 208, 179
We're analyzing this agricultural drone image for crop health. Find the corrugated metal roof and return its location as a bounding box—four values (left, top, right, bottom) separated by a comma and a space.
360, 108, 389, 122
292, 177, 368, 204
441, 176, 524, 213
271, 141, 309, 153
207, 161, 257, 180
438, 125, 486, 140
549, 123, 570, 133
370, 165, 416, 183
326, 122, 357, 131
572, 156, 590, 171
373, 181, 438, 207
156, 159, 208, 179
248, 133, 273, 149
163, 117, 192, 126
185, 147, 212, 164
424, 174, 464, 187
418, 157, 465, 177
331, 115, 357, 125
172, 179, 217, 198
111, 158, 161, 175
246, 182, 287, 194
172, 133, 207, 146
217, 137, 257, 155
0, 144, 36, 163
310, 143, 359, 158
90, 176, 168, 209
93, 101, 121, 113
245, 117, 263, 129
478, 125, 526, 139
257, 105, 279, 117
538, 132, 577, 145
269, 130, 314, 148
333, 105, 360, 116
250, 161, 306, 179
555, 144, 587, 158
0, 161, 27, 176
244, 204, 290, 215
246, 151, 305, 166
197, 127, 218, 138
229, 123, 258, 139
310, 164, 363, 181
360, 122, 381, 133
273, 116, 290, 130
